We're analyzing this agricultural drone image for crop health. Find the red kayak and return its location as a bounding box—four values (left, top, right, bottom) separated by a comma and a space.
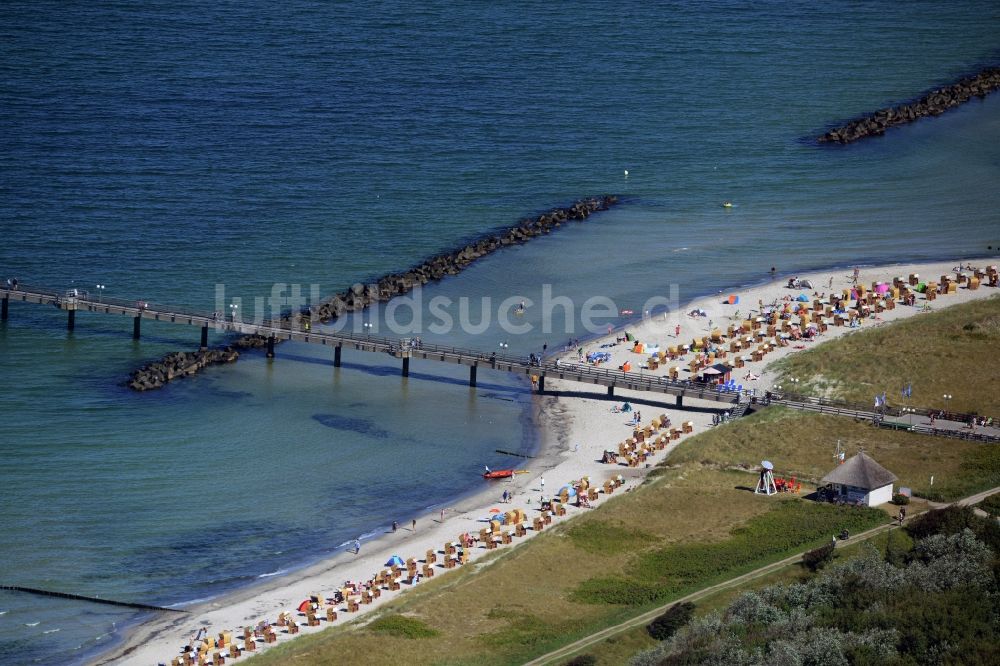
484, 469, 515, 479
484, 469, 529, 479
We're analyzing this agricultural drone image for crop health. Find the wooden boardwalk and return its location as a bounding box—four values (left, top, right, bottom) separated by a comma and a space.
1, 283, 745, 405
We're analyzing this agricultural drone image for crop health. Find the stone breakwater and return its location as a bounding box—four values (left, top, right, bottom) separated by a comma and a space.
127, 348, 240, 391
127, 196, 618, 391
304, 195, 618, 323
818, 66, 1000, 144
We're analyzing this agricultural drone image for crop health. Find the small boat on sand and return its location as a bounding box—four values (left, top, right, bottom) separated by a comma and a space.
483, 469, 527, 479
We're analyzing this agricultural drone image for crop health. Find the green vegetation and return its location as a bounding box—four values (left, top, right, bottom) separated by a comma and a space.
801, 541, 835, 572
562, 656, 597, 666
367, 614, 440, 639
573, 502, 884, 605
772, 295, 1000, 415
977, 492, 1000, 517
905, 504, 1000, 552
567, 521, 657, 555
646, 602, 694, 641
632, 507, 1000, 666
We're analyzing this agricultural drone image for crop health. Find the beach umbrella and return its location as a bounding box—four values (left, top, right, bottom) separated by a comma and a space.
488, 508, 501, 514
800, 279, 813, 289
298, 599, 312, 612
385, 555, 405, 567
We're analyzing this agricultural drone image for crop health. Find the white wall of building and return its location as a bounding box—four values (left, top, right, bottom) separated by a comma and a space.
866, 484, 894, 507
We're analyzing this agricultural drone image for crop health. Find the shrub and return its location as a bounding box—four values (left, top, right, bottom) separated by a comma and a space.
646, 601, 695, 641
892, 493, 910, 505
802, 541, 836, 572
976, 493, 1000, 517
635, 529, 999, 665
367, 614, 439, 639
906, 505, 1000, 553
562, 655, 597, 666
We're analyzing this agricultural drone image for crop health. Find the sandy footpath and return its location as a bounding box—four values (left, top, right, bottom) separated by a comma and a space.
97, 257, 997, 665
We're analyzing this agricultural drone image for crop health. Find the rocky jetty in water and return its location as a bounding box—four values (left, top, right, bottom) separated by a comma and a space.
127, 348, 240, 391
127, 195, 619, 391
303, 195, 618, 323
818, 67, 1000, 144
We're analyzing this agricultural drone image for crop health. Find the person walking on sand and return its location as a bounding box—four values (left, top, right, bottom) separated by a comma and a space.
411, 519, 416, 531
675, 324, 681, 337
540, 476, 545, 491
353, 538, 361, 554
392, 520, 398, 533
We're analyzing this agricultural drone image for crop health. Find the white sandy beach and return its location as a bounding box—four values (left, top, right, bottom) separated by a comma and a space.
96, 257, 997, 666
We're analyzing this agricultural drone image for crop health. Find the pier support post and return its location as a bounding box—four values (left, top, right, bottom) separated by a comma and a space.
266, 335, 275, 359
200, 325, 208, 349
1, 296, 7, 321
607, 385, 614, 397
676, 395, 683, 408
469, 364, 477, 387
402, 356, 410, 377
537, 375, 545, 394
334, 344, 342, 368
133, 316, 141, 340
67, 309, 75, 331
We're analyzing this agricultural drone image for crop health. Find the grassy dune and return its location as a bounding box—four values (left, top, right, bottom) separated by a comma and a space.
772, 295, 1000, 416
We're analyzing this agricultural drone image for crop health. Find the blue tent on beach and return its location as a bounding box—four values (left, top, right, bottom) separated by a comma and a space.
386, 555, 405, 567
796, 293, 810, 302
558, 485, 578, 498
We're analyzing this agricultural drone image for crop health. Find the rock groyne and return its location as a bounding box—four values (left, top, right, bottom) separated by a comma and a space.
818, 66, 1000, 144
128, 195, 619, 391
305, 195, 618, 323
128, 348, 240, 391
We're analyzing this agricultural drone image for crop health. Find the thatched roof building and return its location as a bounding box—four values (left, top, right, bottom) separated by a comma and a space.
821, 451, 897, 506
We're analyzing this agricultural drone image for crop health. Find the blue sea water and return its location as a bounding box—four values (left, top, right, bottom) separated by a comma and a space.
2, 1, 999, 663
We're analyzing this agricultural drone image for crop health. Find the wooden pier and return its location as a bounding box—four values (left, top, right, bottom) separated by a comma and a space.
1, 283, 745, 405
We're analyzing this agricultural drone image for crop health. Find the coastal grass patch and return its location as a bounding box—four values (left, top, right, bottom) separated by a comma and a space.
771, 295, 1000, 416
566, 520, 657, 555
367, 614, 439, 639
670, 406, 1000, 501
571, 500, 885, 606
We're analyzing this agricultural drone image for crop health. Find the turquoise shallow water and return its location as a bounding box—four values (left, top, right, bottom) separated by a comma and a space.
2, 1, 1000, 663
